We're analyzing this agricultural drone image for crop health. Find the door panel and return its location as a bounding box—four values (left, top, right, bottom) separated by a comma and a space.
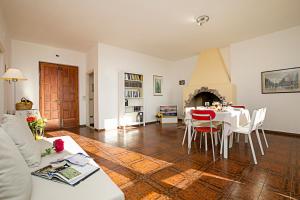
60, 66, 79, 128
39, 62, 79, 130
39, 63, 60, 130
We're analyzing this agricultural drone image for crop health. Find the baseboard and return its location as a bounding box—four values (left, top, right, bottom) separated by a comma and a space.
263, 129, 300, 138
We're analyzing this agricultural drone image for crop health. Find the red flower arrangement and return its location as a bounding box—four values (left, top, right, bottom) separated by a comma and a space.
26, 116, 36, 123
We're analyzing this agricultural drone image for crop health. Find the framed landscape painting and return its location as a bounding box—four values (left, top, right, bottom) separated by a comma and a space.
153, 75, 163, 96
261, 67, 300, 94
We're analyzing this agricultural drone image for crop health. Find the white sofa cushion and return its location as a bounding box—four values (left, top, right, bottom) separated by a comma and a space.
0, 127, 32, 200
0, 114, 41, 167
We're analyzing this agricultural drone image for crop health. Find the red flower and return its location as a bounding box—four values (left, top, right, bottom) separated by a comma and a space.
53, 139, 64, 153
26, 116, 36, 123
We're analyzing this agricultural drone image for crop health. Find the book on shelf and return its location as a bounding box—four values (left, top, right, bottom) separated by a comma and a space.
31, 161, 99, 186
125, 80, 142, 88
125, 90, 141, 98
125, 73, 143, 81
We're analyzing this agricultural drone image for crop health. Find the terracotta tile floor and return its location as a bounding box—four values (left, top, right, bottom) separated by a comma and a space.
46, 123, 300, 200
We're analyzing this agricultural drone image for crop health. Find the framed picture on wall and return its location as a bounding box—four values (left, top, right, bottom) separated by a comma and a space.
153, 75, 163, 96
261, 67, 300, 94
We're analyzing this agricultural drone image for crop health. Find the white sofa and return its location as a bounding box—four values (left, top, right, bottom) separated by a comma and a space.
0, 114, 124, 200
31, 136, 125, 200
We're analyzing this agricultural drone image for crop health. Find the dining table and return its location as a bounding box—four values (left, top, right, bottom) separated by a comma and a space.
186, 107, 250, 159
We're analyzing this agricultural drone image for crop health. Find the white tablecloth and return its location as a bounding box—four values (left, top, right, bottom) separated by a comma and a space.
186, 108, 250, 158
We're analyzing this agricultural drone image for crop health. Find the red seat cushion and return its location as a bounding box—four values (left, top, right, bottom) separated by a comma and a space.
195, 126, 220, 133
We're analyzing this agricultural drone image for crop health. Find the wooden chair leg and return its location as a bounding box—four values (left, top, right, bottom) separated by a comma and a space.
248, 133, 257, 164
255, 129, 264, 155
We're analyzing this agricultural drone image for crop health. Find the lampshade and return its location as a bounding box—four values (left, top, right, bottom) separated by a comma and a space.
1, 68, 27, 81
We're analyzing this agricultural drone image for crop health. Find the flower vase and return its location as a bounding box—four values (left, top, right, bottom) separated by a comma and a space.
35, 128, 44, 140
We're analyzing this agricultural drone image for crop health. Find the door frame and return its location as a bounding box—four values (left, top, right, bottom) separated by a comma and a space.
39, 61, 80, 129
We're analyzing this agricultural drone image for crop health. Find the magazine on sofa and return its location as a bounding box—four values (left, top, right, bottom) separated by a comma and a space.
31, 161, 99, 186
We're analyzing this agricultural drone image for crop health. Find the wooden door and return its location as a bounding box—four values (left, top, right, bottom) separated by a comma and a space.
60, 66, 79, 128
39, 63, 61, 130
39, 62, 79, 130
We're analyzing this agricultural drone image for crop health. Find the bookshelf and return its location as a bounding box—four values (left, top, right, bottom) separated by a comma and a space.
119, 72, 145, 127
160, 105, 178, 124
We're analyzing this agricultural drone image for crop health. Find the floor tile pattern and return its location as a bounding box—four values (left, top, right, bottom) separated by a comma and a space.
46, 123, 300, 200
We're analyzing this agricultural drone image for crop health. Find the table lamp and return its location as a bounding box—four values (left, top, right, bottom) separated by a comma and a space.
1, 68, 27, 111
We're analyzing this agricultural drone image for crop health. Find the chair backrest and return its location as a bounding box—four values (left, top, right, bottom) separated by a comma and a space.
231, 105, 246, 109
185, 107, 195, 115
260, 107, 267, 124
249, 109, 261, 132
191, 109, 216, 121
255, 107, 267, 126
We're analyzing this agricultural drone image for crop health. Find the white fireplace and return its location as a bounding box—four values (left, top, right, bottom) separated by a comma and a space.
183, 48, 236, 109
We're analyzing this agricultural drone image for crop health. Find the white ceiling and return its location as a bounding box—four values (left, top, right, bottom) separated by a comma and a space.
1, 0, 300, 60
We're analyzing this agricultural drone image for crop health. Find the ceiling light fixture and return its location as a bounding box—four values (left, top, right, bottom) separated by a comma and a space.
195, 15, 209, 26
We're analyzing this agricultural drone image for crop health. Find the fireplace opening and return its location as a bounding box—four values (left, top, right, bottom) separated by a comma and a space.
186, 92, 221, 107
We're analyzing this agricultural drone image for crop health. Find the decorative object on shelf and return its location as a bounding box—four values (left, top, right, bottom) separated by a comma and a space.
16, 97, 33, 110
1, 68, 27, 112
153, 75, 163, 96
26, 115, 47, 140
261, 67, 300, 94
41, 139, 64, 157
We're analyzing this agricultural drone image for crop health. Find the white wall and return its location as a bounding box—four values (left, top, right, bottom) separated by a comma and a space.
10, 40, 87, 125
86, 45, 99, 129
230, 26, 300, 134
0, 8, 10, 114
98, 43, 173, 129
169, 56, 197, 118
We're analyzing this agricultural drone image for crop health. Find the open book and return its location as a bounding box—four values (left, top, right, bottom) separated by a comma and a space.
31, 161, 99, 186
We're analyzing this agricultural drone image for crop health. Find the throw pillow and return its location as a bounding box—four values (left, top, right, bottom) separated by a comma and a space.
0, 127, 32, 200
0, 114, 41, 167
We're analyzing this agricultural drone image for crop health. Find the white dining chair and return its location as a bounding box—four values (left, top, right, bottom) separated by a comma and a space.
220, 109, 262, 164
182, 107, 195, 146
257, 107, 269, 148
